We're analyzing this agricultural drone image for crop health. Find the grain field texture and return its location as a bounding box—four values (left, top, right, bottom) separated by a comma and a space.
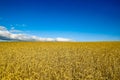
0, 42, 120, 80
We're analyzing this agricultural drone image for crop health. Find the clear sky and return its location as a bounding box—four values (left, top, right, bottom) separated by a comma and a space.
0, 0, 120, 41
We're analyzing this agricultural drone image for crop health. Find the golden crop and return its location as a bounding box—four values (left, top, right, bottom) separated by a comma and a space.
0, 42, 120, 80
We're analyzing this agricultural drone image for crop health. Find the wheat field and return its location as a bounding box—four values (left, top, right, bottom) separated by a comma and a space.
0, 42, 120, 80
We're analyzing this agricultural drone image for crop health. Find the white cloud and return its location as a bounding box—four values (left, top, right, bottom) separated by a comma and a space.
0, 26, 72, 42
10, 30, 22, 33
10, 27, 22, 33
0, 26, 7, 31
56, 37, 71, 42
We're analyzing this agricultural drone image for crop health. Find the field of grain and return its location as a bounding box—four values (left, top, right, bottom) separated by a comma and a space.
0, 42, 120, 80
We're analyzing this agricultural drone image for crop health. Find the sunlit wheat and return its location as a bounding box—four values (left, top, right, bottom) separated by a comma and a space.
0, 42, 120, 80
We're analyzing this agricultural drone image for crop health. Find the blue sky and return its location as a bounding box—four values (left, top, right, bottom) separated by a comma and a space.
0, 0, 120, 41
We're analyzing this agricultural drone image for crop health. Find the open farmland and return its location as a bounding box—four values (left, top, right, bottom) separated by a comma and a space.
0, 42, 120, 80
